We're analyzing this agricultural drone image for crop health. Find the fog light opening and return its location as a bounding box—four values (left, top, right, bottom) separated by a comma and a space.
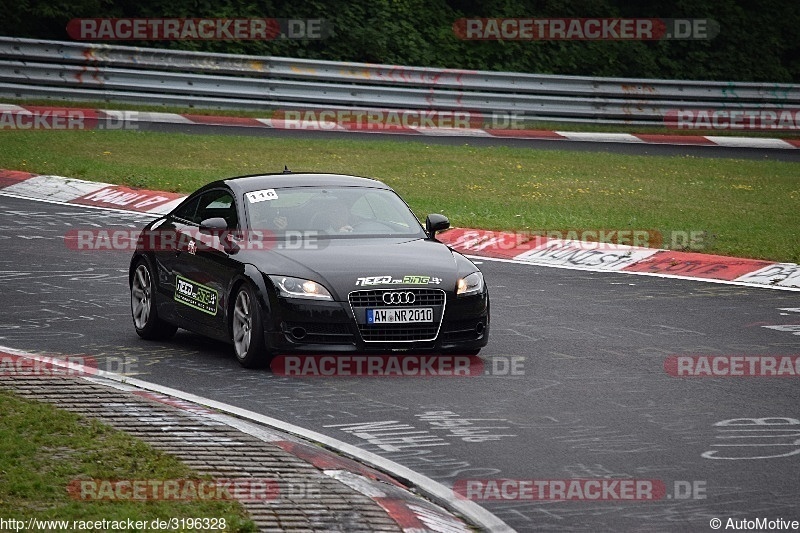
290, 327, 307, 340
475, 322, 485, 335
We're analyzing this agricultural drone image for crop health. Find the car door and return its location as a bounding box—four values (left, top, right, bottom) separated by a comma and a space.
170, 189, 242, 335
148, 194, 200, 325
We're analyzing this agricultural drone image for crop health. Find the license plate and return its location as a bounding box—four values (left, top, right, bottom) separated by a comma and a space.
367, 307, 433, 324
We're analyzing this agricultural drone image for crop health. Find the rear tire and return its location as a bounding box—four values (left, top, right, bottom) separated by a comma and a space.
231, 283, 268, 368
131, 259, 177, 340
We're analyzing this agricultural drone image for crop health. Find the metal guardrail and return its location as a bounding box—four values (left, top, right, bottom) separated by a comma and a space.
0, 36, 798, 126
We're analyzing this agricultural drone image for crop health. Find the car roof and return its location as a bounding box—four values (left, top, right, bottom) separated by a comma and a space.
216, 172, 392, 195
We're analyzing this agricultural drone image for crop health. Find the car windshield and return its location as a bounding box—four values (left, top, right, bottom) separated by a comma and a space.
244, 186, 426, 238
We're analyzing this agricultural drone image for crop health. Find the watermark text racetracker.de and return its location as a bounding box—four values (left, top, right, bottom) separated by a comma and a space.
665, 355, 800, 377
665, 109, 800, 131
453, 479, 709, 501
0, 353, 139, 377
64, 228, 325, 252
453, 18, 719, 41
67, 477, 320, 502
67, 18, 333, 40
272, 109, 527, 130
0, 109, 139, 130
271, 355, 525, 377
449, 228, 713, 252
0, 355, 99, 377
68, 227, 715, 253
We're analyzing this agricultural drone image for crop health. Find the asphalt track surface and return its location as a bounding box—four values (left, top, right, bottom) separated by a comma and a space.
2, 194, 799, 531
140, 121, 800, 162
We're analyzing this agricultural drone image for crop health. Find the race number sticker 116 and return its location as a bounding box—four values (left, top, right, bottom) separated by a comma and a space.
175, 275, 218, 315
246, 189, 278, 203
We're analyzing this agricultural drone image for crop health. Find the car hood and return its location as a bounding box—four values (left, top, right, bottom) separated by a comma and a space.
238, 237, 464, 300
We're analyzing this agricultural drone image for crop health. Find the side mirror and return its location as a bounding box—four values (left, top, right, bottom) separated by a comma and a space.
425, 214, 450, 240
199, 217, 239, 254
199, 217, 228, 233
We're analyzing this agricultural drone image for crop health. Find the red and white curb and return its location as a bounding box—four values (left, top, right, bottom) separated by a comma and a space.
2, 103, 799, 149
0, 346, 510, 533
438, 228, 800, 291
1, 169, 798, 291
0, 169, 183, 214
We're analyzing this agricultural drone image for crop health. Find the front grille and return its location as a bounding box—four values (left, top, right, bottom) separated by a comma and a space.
349, 288, 446, 342
349, 289, 445, 307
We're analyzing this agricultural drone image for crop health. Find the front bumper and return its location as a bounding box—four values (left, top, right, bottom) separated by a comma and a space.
263, 289, 489, 354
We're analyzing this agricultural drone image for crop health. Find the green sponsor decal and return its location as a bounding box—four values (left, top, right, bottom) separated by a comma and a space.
356, 275, 442, 286
174, 275, 218, 315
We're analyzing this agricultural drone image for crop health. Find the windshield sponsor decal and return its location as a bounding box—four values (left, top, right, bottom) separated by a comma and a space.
175, 275, 218, 315
356, 275, 442, 286
246, 189, 279, 203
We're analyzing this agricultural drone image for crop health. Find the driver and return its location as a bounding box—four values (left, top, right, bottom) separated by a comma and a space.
319, 204, 353, 233
250, 204, 288, 232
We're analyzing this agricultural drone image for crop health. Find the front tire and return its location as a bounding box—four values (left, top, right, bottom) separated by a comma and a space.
231, 284, 268, 368
131, 259, 177, 340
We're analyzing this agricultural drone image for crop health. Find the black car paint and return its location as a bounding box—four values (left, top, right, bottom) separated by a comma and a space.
129, 173, 489, 358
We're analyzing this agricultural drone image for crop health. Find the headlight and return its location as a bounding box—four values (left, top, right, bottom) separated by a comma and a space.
456, 271, 484, 296
268, 275, 333, 300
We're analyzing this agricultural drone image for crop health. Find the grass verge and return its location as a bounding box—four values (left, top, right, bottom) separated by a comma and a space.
0, 129, 798, 262
0, 388, 255, 530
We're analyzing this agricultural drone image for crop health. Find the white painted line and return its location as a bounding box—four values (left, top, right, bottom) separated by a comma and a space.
96, 110, 192, 124
413, 127, 493, 137
1, 175, 107, 203
761, 325, 800, 335
514, 239, 659, 270
207, 413, 287, 443
85, 375, 291, 443
0, 173, 185, 215
324, 469, 473, 532
554, 131, 645, 143
325, 470, 388, 498
0, 103, 30, 112
705, 136, 796, 149
0, 191, 160, 218
0, 346, 514, 533
466, 254, 800, 292
735, 263, 800, 288
267, 119, 348, 131
131, 111, 194, 124
147, 197, 185, 214
100, 110, 138, 121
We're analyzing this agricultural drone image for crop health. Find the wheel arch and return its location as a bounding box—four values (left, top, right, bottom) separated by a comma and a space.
226, 263, 273, 337
129, 252, 154, 288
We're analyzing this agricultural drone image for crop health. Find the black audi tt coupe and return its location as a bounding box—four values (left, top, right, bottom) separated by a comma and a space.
129, 172, 489, 367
